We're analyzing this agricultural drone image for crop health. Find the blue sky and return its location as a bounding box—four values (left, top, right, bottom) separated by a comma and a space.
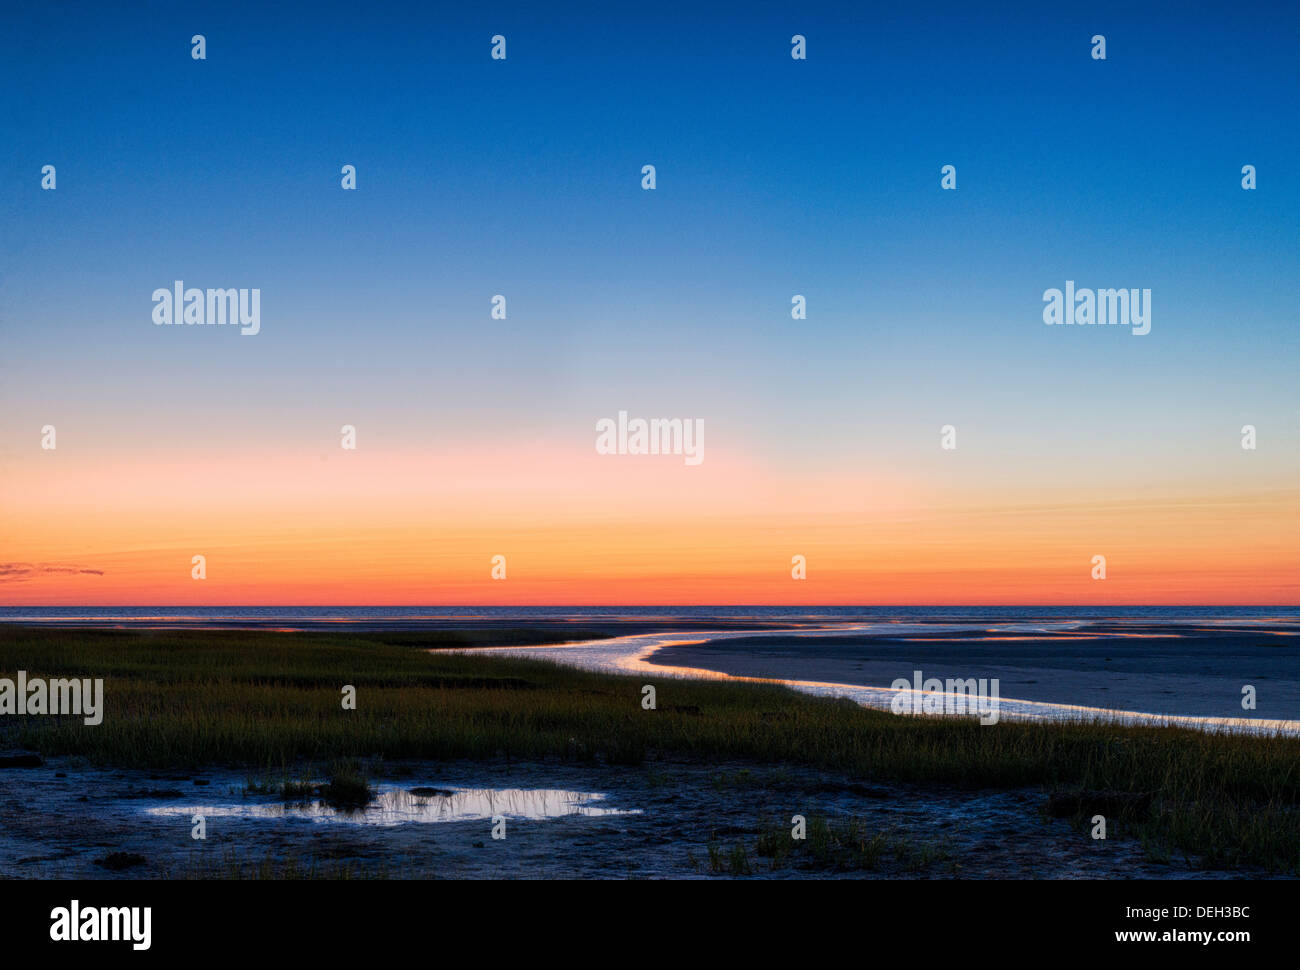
2, 0, 1297, 482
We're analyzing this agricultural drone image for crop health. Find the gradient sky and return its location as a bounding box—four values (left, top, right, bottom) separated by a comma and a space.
2, 0, 1298, 605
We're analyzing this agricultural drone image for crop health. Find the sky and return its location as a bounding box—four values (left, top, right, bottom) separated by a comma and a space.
2, 0, 1298, 605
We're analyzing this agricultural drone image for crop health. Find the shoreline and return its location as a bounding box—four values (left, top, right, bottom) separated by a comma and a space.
457, 622, 1300, 737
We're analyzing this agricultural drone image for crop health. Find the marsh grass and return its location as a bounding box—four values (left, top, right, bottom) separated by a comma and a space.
280, 778, 317, 801
320, 760, 373, 808
719, 817, 948, 875
3, 626, 1300, 872
757, 817, 896, 872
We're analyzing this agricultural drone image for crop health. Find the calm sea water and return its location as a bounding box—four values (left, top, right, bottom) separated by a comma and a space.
1, 605, 1297, 629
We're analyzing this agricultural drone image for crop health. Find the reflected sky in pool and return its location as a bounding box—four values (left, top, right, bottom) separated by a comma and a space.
146, 785, 641, 827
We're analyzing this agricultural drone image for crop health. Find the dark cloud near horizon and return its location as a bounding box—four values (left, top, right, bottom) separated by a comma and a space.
0, 562, 105, 582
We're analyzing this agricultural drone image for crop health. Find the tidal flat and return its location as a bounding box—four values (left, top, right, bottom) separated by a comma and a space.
1, 625, 1298, 878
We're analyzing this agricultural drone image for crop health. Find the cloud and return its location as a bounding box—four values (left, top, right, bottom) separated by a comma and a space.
0, 562, 104, 582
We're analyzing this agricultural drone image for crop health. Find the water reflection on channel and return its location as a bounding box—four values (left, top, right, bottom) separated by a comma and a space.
146, 786, 640, 827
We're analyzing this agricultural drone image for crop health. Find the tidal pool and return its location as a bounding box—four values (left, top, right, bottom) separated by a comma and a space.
145, 785, 640, 827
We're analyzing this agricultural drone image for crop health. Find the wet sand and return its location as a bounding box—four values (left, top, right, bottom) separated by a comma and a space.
645, 622, 1300, 723
0, 756, 1262, 880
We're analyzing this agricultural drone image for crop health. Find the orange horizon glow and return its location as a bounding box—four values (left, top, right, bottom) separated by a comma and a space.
4, 439, 1297, 607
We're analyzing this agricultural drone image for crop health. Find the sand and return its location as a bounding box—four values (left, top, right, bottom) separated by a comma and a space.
643, 621, 1300, 724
